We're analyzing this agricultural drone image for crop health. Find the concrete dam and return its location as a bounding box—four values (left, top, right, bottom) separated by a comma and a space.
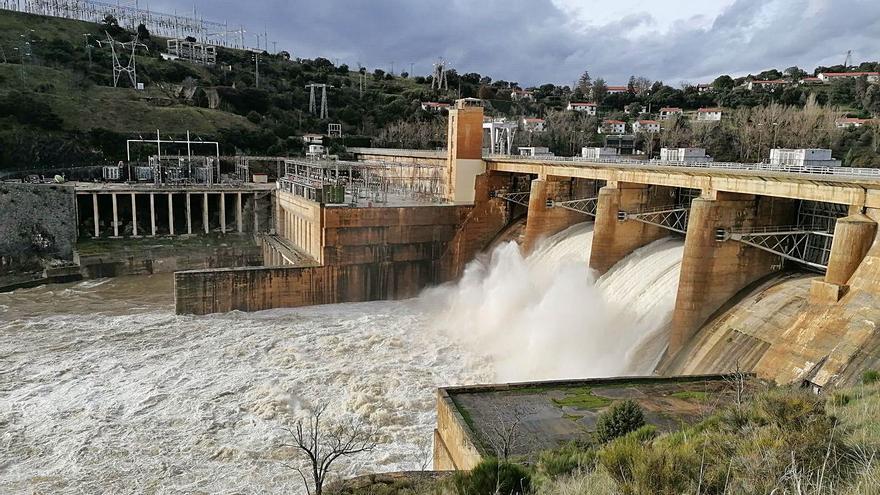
170, 98, 880, 391
5, 98, 880, 491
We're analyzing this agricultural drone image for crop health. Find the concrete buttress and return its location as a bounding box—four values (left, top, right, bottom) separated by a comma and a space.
588, 182, 670, 275
668, 193, 795, 356
521, 178, 584, 254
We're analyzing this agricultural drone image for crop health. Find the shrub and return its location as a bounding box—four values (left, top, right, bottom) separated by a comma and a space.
535, 441, 596, 480
862, 369, 880, 385
453, 458, 530, 495
831, 391, 851, 407
595, 400, 645, 444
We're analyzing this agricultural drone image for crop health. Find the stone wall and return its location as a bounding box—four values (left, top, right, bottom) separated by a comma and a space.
0, 183, 77, 266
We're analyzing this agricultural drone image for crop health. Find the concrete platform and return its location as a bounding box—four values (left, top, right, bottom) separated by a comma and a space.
434, 374, 757, 470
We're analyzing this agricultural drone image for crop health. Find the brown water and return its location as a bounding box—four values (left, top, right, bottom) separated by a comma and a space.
0, 226, 687, 493
0, 274, 489, 493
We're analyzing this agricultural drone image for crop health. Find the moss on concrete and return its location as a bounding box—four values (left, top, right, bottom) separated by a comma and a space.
552, 387, 612, 410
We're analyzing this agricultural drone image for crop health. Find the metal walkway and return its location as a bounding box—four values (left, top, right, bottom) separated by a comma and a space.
549, 197, 599, 216
620, 204, 691, 234
495, 191, 530, 207
720, 226, 835, 270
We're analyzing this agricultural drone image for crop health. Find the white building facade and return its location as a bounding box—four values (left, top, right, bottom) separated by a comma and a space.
582, 147, 620, 160
769, 149, 841, 167
567, 102, 597, 115
633, 120, 661, 133
696, 108, 723, 122
659, 148, 713, 163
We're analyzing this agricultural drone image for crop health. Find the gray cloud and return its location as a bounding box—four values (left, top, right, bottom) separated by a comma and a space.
149, 0, 880, 86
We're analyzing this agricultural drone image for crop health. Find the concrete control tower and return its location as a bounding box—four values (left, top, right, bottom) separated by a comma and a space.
446, 98, 485, 203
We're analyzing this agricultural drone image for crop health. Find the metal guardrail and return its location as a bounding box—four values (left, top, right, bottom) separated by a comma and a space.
485, 154, 880, 180
348, 147, 447, 158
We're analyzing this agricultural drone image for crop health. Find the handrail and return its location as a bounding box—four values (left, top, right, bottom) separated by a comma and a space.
485, 154, 880, 180
728, 225, 835, 235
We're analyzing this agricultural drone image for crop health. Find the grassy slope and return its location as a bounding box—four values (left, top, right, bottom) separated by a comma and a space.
0, 10, 255, 135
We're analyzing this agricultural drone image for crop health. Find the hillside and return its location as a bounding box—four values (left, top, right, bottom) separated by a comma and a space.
1, 8, 880, 170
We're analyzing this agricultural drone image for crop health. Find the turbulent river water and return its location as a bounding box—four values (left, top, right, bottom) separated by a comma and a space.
0, 223, 684, 493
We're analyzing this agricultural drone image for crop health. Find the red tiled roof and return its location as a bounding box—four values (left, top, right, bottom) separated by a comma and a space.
660, 107, 682, 112
837, 117, 870, 123
604, 119, 625, 124
638, 120, 660, 124
569, 102, 597, 106
606, 86, 628, 91
698, 108, 722, 112
752, 79, 787, 84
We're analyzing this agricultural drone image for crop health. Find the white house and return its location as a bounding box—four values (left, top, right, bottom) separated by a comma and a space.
818, 72, 880, 83
659, 148, 712, 163
633, 120, 661, 133
599, 119, 626, 134
769, 148, 841, 167
510, 88, 534, 101
421, 101, 451, 112
696, 108, 723, 122
306, 144, 325, 157
522, 117, 546, 132
582, 147, 619, 160
835, 117, 871, 129
567, 102, 597, 115
302, 134, 324, 145
659, 107, 683, 120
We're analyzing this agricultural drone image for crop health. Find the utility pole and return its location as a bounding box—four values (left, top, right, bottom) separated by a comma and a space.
409, 62, 414, 76
83, 33, 92, 69
272, 40, 277, 54
253, 52, 260, 88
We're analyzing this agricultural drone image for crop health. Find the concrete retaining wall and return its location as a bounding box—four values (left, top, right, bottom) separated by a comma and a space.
175, 204, 475, 315
79, 242, 262, 279
434, 388, 484, 471
175, 261, 434, 314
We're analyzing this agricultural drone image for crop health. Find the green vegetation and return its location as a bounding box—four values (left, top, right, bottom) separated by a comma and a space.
340, 385, 880, 495
2, 9, 880, 171
550, 387, 611, 410
595, 400, 646, 444
863, 370, 880, 385
452, 458, 531, 495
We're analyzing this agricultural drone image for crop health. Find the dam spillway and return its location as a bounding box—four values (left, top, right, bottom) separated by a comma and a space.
1, 223, 687, 492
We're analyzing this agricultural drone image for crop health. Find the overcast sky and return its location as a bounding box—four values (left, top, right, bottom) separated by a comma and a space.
146, 0, 880, 87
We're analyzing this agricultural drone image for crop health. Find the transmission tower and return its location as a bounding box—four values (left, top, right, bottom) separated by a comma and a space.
98, 31, 148, 88
432, 59, 449, 91
844, 50, 853, 68
305, 83, 331, 119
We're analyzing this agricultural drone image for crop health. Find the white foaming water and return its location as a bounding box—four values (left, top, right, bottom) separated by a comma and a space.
423, 223, 685, 380
0, 224, 683, 493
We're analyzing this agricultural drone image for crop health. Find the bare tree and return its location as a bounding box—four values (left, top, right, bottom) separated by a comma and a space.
280, 404, 379, 495
484, 404, 532, 461
724, 361, 750, 408
412, 436, 433, 471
